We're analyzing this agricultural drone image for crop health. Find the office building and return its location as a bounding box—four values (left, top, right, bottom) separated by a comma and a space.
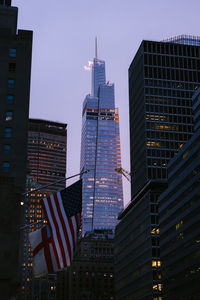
0, 1, 32, 298
159, 88, 200, 299
115, 38, 200, 300
80, 49, 123, 235
56, 230, 115, 300
28, 118, 67, 194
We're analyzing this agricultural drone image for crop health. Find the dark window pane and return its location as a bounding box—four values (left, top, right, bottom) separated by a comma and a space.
3, 144, 11, 154
2, 162, 10, 172
5, 111, 13, 121
8, 79, 14, 89
7, 95, 14, 104
9, 48, 16, 58
5, 127, 12, 138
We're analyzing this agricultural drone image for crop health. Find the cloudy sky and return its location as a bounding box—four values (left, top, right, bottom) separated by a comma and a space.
13, 0, 200, 204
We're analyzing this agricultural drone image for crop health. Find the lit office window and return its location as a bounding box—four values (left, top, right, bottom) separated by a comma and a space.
8, 79, 15, 89
7, 95, 14, 104
9, 48, 16, 58
5, 111, 13, 121
5, 127, 12, 138
2, 161, 10, 172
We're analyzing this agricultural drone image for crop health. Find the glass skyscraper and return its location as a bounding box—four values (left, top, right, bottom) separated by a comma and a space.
80, 53, 123, 235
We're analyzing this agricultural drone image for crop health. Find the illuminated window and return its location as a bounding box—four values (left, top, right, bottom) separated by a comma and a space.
152, 260, 161, 267
176, 220, 183, 230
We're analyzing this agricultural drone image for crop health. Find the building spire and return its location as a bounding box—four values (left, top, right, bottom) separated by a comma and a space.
95, 37, 98, 59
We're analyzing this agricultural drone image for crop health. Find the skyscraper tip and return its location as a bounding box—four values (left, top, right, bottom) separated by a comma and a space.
95, 37, 98, 59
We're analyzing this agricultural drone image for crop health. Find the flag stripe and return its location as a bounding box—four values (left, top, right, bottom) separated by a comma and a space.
41, 197, 61, 269
41, 226, 54, 273
67, 217, 76, 251
54, 193, 71, 265
57, 192, 74, 260
46, 195, 66, 268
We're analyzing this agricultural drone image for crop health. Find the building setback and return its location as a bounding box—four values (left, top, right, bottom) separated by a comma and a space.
0, 1, 32, 298
115, 38, 200, 300
80, 50, 123, 235
159, 88, 200, 299
28, 118, 67, 194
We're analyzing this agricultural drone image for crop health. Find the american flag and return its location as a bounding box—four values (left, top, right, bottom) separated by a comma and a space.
29, 180, 82, 276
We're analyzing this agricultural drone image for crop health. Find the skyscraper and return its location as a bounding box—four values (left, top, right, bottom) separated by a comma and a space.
115, 38, 200, 300
28, 118, 67, 194
0, 1, 32, 298
80, 45, 123, 235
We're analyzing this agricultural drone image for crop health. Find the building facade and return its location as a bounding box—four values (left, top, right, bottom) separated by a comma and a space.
115, 38, 200, 300
80, 53, 123, 235
129, 39, 199, 198
28, 118, 67, 194
57, 230, 115, 300
0, 1, 32, 298
159, 88, 200, 299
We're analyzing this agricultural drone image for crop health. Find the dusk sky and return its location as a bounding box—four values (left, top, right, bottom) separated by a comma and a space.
13, 0, 200, 205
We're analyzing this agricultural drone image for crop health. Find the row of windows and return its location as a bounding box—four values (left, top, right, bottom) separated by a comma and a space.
144, 54, 200, 70
145, 86, 196, 98
145, 79, 199, 91
144, 66, 199, 82
143, 41, 199, 58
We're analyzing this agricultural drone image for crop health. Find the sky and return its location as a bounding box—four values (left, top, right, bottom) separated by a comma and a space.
13, 0, 200, 205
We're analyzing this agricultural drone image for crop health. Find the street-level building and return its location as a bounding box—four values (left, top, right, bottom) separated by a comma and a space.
57, 230, 115, 300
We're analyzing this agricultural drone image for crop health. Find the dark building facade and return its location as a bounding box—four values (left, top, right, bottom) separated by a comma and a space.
115, 38, 200, 300
0, 1, 32, 298
115, 181, 166, 300
159, 88, 200, 299
28, 118, 67, 194
57, 230, 115, 300
129, 40, 199, 197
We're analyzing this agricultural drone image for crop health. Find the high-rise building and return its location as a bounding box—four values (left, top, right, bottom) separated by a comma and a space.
115, 38, 200, 300
159, 88, 200, 299
0, 1, 32, 298
80, 48, 123, 235
28, 118, 67, 194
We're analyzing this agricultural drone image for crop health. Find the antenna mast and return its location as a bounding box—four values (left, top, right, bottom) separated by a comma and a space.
95, 37, 98, 59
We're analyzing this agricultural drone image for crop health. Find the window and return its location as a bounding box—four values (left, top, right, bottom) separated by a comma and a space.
3, 144, 11, 154
2, 162, 10, 172
7, 95, 14, 104
5, 127, 12, 138
8, 79, 15, 89
5, 111, 13, 121
9, 48, 16, 58
9, 63, 16, 73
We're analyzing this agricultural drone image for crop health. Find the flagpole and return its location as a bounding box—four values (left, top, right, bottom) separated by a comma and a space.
23, 169, 91, 196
